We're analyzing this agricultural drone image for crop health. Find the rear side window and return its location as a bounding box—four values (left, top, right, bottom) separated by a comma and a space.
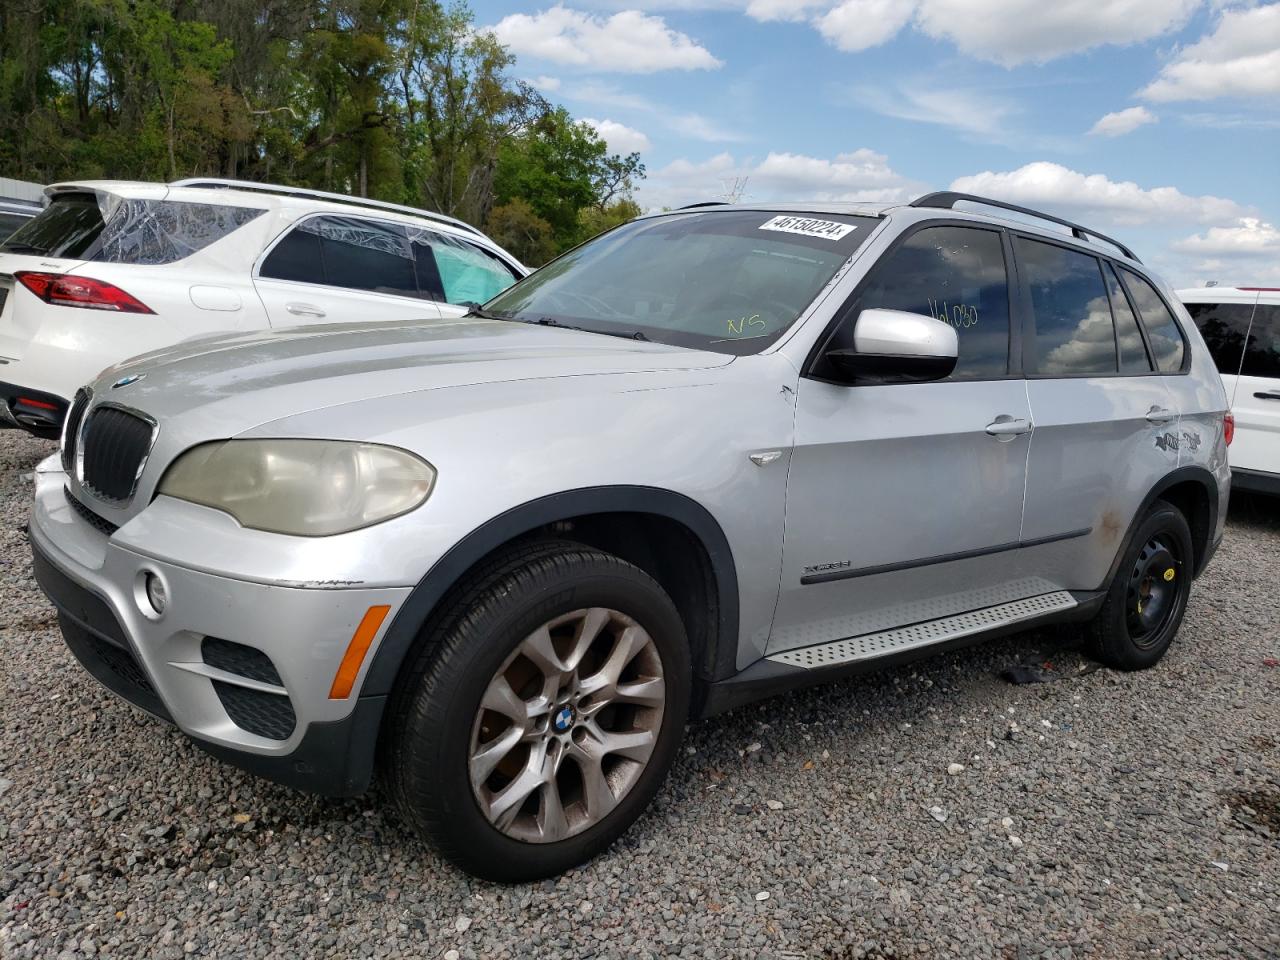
1103, 263, 1152, 374
1017, 238, 1115, 376
0, 193, 263, 265
1120, 269, 1185, 373
305, 216, 417, 298
1183, 301, 1252, 375
1242, 304, 1280, 379
847, 225, 1011, 380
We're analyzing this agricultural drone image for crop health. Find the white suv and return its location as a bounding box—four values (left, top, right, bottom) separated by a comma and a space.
0, 178, 526, 436
1179, 286, 1280, 495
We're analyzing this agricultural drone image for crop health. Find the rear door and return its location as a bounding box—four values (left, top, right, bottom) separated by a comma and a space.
1018, 239, 1180, 593
254, 214, 444, 326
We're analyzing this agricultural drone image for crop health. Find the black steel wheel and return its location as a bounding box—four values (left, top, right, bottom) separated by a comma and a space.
1089, 500, 1194, 671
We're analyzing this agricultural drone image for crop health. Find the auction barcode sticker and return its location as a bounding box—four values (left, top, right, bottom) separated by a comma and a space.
759, 215, 855, 241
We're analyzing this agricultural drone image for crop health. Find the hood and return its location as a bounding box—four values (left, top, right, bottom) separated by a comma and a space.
93, 317, 733, 434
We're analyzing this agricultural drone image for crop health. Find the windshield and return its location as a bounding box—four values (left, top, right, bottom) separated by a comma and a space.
483, 210, 878, 355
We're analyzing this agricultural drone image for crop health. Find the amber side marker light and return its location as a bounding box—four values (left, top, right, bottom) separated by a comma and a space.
329, 605, 392, 699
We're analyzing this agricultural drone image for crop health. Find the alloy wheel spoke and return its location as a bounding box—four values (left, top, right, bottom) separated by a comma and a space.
470, 725, 523, 784
481, 674, 533, 727
577, 753, 618, 821
488, 749, 551, 831
537, 778, 570, 842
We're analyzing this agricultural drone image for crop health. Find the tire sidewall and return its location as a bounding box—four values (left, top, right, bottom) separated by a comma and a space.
402, 555, 691, 881
1102, 504, 1194, 669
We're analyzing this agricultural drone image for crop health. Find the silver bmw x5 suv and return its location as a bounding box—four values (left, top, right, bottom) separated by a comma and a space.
29, 193, 1231, 880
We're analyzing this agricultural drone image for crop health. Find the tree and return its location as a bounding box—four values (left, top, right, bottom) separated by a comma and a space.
494, 108, 644, 252
485, 198, 557, 267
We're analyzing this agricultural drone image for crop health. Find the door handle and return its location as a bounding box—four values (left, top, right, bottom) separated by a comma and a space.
985, 415, 1032, 438
1255, 391, 1280, 401
1145, 405, 1176, 424
285, 302, 326, 318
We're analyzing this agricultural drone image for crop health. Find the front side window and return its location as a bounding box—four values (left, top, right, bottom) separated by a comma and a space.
1183, 301, 1254, 376
1120, 268, 1186, 373
483, 210, 877, 355
1018, 238, 1116, 376
1242, 304, 1280, 379
0, 193, 264, 265
418, 231, 518, 305
840, 225, 1011, 380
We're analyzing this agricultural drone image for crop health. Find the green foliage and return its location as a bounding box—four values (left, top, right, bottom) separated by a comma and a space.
0, 0, 645, 251
494, 107, 645, 252
484, 198, 557, 267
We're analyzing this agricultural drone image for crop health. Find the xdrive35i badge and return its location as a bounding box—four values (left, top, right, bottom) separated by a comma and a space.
111, 373, 146, 389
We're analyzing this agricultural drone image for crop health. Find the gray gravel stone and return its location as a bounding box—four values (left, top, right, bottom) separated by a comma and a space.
1, 431, 1278, 958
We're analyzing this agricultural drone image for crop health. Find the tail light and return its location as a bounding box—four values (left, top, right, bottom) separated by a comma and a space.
15, 271, 154, 314
1224, 412, 1235, 446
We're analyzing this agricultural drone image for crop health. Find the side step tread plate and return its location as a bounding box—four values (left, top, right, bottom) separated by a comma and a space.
768, 591, 1077, 670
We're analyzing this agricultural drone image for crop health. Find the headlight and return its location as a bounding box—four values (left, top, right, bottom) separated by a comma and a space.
158, 439, 436, 536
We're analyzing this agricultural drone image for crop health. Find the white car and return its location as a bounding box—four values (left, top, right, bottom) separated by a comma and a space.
0, 178, 526, 436
1179, 286, 1280, 495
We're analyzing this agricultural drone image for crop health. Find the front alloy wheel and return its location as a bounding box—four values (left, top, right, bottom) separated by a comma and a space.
469, 607, 666, 843
385, 541, 690, 882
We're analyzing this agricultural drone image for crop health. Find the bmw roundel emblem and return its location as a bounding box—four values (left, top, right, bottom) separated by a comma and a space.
111, 373, 146, 389
553, 705, 575, 732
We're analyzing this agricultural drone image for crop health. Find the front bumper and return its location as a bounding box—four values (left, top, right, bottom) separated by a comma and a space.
29, 462, 412, 796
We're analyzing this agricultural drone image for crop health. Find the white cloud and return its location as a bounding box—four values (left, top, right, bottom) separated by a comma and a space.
488, 6, 722, 73
640, 148, 920, 208
805, 0, 1201, 65
913, 0, 1199, 66
1089, 106, 1158, 137
745, 0, 829, 20
949, 161, 1245, 227
563, 82, 746, 142
852, 84, 1019, 138
668, 113, 748, 142
581, 117, 652, 153
1173, 218, 1280, 257
529, 75, 562, 92
1143, 4, 1280, 102
816, 0, 915, 50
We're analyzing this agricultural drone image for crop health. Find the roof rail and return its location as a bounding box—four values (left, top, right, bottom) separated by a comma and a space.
910, 191, 1141, 263
679, 201, 730, 210
169, 178, 486, 239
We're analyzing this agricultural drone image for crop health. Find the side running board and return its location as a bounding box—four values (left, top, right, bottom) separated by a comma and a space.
768, 591, 1078, 670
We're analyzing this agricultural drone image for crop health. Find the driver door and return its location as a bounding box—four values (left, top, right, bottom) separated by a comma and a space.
769, 223, 1037, 654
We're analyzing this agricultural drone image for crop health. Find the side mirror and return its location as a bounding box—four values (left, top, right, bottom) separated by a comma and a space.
821, 308, 959, 385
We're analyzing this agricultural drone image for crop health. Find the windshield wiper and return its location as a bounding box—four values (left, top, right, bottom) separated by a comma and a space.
1, 243, 47, 255
462, 304, 508, 321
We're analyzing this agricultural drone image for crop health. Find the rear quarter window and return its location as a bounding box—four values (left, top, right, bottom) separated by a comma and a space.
0, 193, 264, 265
1120, 269, 1186, 373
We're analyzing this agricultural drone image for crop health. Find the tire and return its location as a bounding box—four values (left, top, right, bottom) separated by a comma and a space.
384, 540, 691, 881
1088, 500, 1194, 671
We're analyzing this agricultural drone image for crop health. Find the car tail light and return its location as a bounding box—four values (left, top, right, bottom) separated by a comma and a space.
1224, 413, 1235, 446
14, 271, 154, 314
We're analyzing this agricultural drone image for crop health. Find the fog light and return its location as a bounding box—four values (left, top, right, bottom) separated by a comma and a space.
144, 573, 167, 616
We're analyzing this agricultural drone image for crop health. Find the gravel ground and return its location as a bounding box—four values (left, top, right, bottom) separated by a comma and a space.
1, 430, 1277, 960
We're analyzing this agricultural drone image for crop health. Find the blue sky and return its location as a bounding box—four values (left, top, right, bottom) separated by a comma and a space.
481, 1, 1280, 287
